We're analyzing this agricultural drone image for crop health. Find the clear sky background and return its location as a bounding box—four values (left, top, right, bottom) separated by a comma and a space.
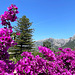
0, 0, 75, 41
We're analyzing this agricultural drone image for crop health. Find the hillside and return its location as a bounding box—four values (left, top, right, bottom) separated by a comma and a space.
34, 35, 75, 51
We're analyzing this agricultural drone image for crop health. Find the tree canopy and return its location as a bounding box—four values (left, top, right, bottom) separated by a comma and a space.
14, 15, 34, 53
43, 41, 51, 49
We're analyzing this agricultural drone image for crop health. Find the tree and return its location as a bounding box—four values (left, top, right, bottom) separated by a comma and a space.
14, 15, 34, 53
43, 41, 51, 49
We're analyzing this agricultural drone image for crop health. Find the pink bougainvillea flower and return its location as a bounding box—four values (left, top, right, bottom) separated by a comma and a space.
16, 32, 20, 35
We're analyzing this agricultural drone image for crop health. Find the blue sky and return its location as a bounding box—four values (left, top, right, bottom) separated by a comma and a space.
0, 0, 75, 41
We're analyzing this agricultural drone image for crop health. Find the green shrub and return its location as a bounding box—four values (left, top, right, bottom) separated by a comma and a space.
32, 50, 43, 57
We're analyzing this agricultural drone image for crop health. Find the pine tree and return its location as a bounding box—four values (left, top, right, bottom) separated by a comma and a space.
14, 15, 34, 53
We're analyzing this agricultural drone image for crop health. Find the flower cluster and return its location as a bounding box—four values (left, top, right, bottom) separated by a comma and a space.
0, 28, 17, 52
0, 4, 19, 75
15, 52, 55, 75
55, 48, 75, 74
0, 60, 15, 75
0, 4, 19, 28
16, 32, 20, 35
14, 47, 75, 75
38, 46, 56, 61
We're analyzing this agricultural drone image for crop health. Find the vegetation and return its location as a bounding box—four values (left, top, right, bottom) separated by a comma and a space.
43, 40, 51, 49
14, 15, 34, 53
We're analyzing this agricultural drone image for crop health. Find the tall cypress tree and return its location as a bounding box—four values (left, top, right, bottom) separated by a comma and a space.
14, 15, 34, 53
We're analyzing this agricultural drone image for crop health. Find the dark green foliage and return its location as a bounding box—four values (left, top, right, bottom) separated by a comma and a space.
15, 54, 23, 62
14, 15, 34, 53
32, 50, 43, 57
43, 41, 51, 49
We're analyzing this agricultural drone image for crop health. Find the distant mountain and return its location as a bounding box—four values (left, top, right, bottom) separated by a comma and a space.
62, 39, 75, 49
62, 35, 75, 49
34, 35, 75, 50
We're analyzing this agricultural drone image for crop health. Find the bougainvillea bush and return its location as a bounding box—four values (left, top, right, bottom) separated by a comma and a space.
0, 4, 75, 75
